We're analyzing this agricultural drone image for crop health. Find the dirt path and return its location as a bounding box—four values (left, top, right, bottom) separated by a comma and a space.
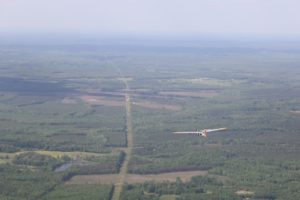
111, 77, 134, 200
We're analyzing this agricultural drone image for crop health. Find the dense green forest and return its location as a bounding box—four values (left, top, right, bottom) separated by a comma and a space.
0, 39, 299, 199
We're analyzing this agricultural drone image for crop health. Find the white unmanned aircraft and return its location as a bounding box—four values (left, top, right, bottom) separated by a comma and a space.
173, 128, 227, 137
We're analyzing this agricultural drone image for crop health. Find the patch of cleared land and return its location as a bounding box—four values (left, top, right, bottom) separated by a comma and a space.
0, 152, 15, 159
290, 110, 300, 114
67, 170, 209, 185
160, 91, 218, 98
132, 101, 181, 111
62, 97, 77, 104
159, 195, 178, 200
235, 190, 254, 196
170, 78, 242, 87
82, 89, 126, 97
67, 174, 119, 185
0, 158, 9, 164
80, 95, 124, 107
126, 171, 208, 183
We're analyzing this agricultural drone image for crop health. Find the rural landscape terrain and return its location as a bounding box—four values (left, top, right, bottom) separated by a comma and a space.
0, 38, 299, 200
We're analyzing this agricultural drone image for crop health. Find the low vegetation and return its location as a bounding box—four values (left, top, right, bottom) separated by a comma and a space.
43, 185, 114, 200
0, 40, 299, 199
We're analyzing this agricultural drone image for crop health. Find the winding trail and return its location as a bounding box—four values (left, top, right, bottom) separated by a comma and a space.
111, 78, 134, 200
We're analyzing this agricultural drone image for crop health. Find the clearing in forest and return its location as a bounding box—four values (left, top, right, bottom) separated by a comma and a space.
159, 90, 218, 98
290, 110, 300, 114
132, 100, 181, 111
66, 170, 213, 185
80, 95, 124, 107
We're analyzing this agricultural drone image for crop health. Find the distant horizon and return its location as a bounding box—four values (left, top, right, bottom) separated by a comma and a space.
1, 31, 300, 42
1, 1, 300, 40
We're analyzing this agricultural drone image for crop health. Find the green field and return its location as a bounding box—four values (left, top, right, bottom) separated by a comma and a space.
0, 39, 299, 199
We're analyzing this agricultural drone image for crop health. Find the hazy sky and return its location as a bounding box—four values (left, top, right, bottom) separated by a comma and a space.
1, 0, 300, 37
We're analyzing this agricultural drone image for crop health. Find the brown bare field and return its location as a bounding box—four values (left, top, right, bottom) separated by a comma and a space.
126, 171, 208, 183
66, 170, 209, 185
290, 110, 300, 114
235, 190, 254, 196
80, 95, 124, 107
159, 91, 218, 98
132, 101, 181, 111
66, 174, 119, 185
84, 89, 126, 97
170, 78, 237, 87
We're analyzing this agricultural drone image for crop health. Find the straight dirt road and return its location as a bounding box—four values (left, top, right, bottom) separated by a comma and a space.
111, 78, 133, 200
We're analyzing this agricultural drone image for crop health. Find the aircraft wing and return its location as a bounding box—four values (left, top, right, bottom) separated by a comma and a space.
173, 131, 200, 135
205, 128, 227, 133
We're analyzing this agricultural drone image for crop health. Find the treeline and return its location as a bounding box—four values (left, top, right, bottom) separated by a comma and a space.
0, 139, 112, 153
42, 184, 114, 200
0, 164, 61, 200
116, 151, 126, 171
121, 176, 239, 200
128, 149, 231, 174
11, 151, 125, 182
0, 132, 126, 155
0, 163, 114, 200
62, 151, 125, 181
13, 152, 70, 170
0, 151, 124, 199
0, 144, 19, 153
